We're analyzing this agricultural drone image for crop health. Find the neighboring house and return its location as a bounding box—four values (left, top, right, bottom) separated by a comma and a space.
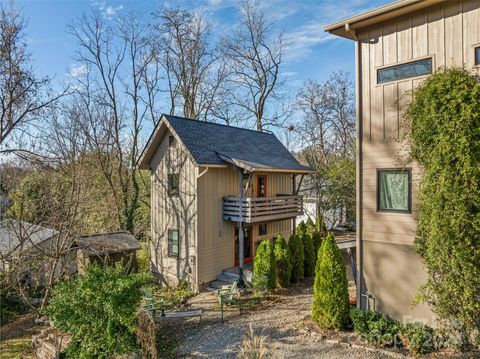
0, 219, 75, 284
325, 0, 480, 323
138, 115, 315, 291
74, 231, 141, 274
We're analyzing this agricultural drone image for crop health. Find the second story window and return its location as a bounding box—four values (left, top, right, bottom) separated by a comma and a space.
377, 58, 432, 84
257, 175, 266, 197
475, 47, 480, 66
168, 173, 179, 197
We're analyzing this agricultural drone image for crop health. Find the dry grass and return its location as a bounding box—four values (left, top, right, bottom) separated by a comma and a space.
237, 324, 267, 359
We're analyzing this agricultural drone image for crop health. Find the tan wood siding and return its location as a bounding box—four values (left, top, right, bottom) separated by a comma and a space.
358, 0, 480, 248
197, 169, 294, 284
150, 129, 198, 289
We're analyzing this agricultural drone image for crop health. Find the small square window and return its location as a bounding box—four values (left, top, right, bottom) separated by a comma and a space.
168, 173, 179, 197
168, 229, 179, 258
259, 223, 267, 236
169, 135, 176, 147
377, 169, 411, 212
475, 47, 480, 66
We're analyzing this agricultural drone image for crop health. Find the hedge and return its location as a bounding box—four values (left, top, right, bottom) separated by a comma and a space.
273, 234, 291, 287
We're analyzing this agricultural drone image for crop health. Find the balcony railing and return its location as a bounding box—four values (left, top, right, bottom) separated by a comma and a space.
222, 195, 303, 223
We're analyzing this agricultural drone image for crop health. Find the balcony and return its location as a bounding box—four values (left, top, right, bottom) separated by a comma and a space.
222, 195, 303, 223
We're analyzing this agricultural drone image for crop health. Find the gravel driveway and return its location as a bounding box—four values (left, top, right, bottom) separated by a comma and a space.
170, 282, 399, 359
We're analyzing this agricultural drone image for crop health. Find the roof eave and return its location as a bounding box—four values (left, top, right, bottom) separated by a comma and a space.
324, 0, 445, 40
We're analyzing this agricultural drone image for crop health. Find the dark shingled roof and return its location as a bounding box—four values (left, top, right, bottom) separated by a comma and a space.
140, 114, 314, 172
75, 231, 141, 255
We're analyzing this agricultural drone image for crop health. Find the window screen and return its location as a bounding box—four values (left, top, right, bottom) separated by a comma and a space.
168, 229, 179, 257
377, 169, 411, 212
475, 47, 480, 65
377, 58, 432, 84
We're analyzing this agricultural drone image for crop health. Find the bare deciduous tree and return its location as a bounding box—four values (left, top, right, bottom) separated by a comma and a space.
222, 0, 285, 131
0, 1, 67, 148
297, 71, 356, 226
69, 10, 157, 235
152, 8, 225, 121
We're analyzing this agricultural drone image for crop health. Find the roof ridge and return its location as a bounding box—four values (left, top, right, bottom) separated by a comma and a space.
164, 114, 276, 136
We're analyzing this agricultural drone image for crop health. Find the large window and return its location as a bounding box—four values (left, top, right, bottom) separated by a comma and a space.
168, 229, 179, 258
475, 47, 480, 66
377, 169, 411, 212
377, 58, 432, 84
168, 173, 179, 197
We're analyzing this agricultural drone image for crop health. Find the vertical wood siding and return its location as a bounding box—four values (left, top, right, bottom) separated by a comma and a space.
150, 130, 198, 288
197, 169, 294, 284
358, 0, 480, 247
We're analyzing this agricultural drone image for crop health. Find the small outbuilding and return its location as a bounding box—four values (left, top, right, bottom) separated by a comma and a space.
74, 231, 141, 274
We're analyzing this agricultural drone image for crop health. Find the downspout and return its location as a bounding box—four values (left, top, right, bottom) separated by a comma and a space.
354, 31, 364, 310
238, 169, 244, 286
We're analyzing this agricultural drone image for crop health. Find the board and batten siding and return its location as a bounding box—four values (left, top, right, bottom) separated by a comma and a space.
197, 169, 294, 285
356, 0, 480, 322
150, 129, 198, 290
358, 0, 480, 247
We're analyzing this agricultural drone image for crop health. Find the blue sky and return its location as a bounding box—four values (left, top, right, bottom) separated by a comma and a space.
17, 0, 391, 93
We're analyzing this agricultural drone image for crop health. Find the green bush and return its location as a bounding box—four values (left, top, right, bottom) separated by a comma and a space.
404, 68, 480, 339
273, 235, 291, 287
312, 233, 349, 329
153, 281, 194, 308
288, 234, 304, 282
311, 231, 322, 262
296, 221, 307, 237
399, 322, 436, 355
316, 213, 327, 236
253, 240, 276, 292
350, 309, 401, 347
46, 265, 152, 358
305, 218, 315, 234
302, 232, 315, 277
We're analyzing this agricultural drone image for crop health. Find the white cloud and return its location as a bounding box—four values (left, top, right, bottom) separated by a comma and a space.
68, 64, 88, 79
91, 1, 124, 18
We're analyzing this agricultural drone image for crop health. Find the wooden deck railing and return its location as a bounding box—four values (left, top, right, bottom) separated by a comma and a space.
222, 195, 303, 223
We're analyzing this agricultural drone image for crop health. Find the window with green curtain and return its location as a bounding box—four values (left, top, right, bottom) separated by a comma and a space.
168, 229, 179, 257
377, 169, 411, 212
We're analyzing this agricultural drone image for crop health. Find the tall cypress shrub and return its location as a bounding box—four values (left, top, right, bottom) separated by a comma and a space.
305, 218, 315, 235
288, 234, 304, 282
274, 234, 291, 287
302, 232, 315, 277
311, 231, 322, 262
316, 213, 328, 237
312, 233, 349, 329
404, 68, 480, 340
253, 240, 276, 292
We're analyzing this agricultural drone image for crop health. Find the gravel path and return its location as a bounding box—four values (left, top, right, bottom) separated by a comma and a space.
169, 283, 399, 359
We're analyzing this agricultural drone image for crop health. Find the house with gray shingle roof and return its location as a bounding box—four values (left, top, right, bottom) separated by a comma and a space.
138, 114, 315, 291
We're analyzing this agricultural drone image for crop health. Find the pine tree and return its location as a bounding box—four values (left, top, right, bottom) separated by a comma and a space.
273, 234, 291, 287
253, 240, 276, 292
288, 234, 304, 282
312, 233, 349, 329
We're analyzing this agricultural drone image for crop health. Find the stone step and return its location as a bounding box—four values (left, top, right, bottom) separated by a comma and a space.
216, 274, 238, 283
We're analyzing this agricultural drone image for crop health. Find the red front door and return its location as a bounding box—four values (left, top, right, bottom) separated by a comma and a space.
234, 226, 252, 265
